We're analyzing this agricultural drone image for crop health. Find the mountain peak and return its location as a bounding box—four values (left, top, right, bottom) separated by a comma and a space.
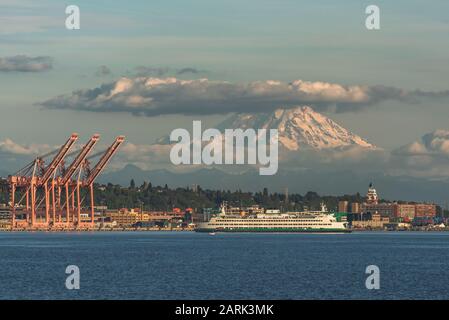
217, 106, 375, 151
156, 106, 375, 151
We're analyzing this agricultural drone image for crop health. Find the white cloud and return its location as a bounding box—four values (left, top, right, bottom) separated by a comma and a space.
394, 130, 449, 157
40, 77, 445, 116
0, 138, 50, 155
391, 130, 449, 178
0, 139, 52, 175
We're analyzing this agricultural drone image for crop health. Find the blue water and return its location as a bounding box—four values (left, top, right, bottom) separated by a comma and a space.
0, 231, 448, 300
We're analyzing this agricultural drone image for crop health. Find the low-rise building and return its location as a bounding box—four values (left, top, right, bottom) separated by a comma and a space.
362, 203, 395, 218
107, 210, 141, 226
415, 204, 436, 217
105, 208, 189, 227
352, 213, 389, 229
393, 204, 416, 220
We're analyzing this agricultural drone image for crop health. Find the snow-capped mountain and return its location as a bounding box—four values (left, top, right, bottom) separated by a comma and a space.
215, 106, 375, 151
156, 106, 375, 151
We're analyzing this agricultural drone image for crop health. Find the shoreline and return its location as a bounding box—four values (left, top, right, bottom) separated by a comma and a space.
0, 227, 194, 232
1, 228, 448, 233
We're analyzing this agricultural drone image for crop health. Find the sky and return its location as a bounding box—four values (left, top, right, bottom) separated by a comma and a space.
1, 0, 449, 184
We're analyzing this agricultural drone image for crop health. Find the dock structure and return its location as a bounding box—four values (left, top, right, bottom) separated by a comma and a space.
7, 133, 125, 230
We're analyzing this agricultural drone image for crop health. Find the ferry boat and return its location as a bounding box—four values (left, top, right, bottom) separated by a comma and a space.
195, 203, 350, 233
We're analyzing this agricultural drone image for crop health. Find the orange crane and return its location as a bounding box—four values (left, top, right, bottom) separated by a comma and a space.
40, 133, 79, 226
9, 133, 79, 227
56, 134, 100, 226
74, 136, 125, 226
8, 133, 125, 230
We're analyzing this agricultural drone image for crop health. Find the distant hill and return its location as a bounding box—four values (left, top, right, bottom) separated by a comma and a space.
98, 164, 449, 204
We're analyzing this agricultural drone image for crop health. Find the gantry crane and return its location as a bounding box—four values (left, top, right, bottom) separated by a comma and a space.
74, 136, 125, 226
40, 133, 79, 226
9, 133, 78, 227
56, 134, 100, 226
8, 133, 124, 230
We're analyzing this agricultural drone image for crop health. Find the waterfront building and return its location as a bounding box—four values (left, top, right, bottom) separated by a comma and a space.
393, 204, 416, 220
107, 210, 143, 226
352, 213, 389, 229
338, 201, 349, 213
105, 207, 190, 227
361, 183, 437, 220
363, 203, 395, 218
415, 204, 437, 217
351, 202, 361, 213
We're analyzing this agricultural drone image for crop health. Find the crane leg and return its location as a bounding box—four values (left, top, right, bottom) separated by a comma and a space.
45, 183, 49, 225
77, 182, 81, 226
90, 184, 94, 225
31, 182, 36, 227
11, 184, 15, 228
66, 184, 70, 226
52, 181, 56, 224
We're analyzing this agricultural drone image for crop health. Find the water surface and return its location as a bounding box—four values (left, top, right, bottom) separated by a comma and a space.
0, 231, 448, 299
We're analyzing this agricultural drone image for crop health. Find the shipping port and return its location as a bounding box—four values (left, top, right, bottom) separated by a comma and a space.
2, 133, 125, 231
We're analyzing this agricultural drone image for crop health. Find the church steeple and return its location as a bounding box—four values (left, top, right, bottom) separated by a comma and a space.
366, 182, 378, 204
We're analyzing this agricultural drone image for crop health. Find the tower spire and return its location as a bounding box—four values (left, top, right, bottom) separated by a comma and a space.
366, 182, 378, 204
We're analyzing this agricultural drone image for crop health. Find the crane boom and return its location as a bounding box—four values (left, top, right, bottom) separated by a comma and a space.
60, 134, 100, 185
83, 136, 125, 186
40, 133, 79, 185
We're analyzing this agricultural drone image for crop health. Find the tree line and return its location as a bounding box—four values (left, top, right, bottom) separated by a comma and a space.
90, 179, 367, 212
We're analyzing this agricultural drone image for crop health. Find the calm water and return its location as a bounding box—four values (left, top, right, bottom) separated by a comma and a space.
0, 231, 449, 300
